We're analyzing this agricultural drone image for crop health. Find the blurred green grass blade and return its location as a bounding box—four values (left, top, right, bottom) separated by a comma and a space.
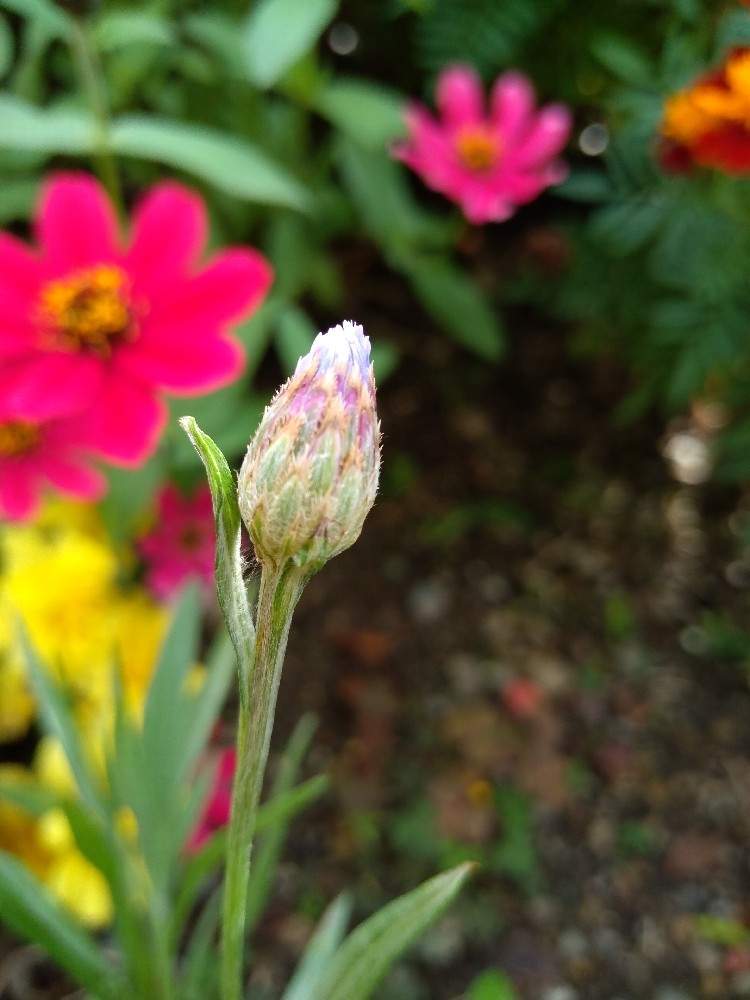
110, 115, 309, 210
180, 886, 222, 1000
0, 852, 117, 997
311, 863, 475, 1000
20, 628, 104, 817
91, 10, 174, 52
180, 631, 235, 780
314, 78, 405, 148
407, 256, 506, 362
172, 775, 328, 944
282, 893, 352, 1000
0, 780, 59, 815
246, 714, 318, 931
243, 0, 337, 88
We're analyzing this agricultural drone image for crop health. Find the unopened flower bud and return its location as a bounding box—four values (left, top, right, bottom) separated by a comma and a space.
238, 321, 380, 572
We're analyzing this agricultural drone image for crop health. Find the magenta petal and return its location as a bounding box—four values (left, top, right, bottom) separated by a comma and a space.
121, 331, 245, 394
515, 105, 572, 167
85, 375, 167, 465
42, 455, 106, 500
1, 353, 103, 420
150, 249, 273, 328
37, 173, 120, 275
0, 234, 41, 335
0, 463, 38, 521
436, 65, 484, 127
126, 182, 207, 299
491, 71, 536, 143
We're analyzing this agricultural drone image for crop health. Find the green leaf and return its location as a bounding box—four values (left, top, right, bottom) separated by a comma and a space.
407, 257, 505, 361
0, 852, 116, 996
180, 631, 235, 778
243, 0, 337, 88
716, 10, 750, 53
311, 863, 474, 1000
282, 894, 352, 1000
246, 714, 317, 931
0, 13, 13, 79
180, 886, 222, 1000
109, 115, 309, 210
468, 970, 518, 1000
315, 78, 405, 148
0, 94, 95, 153
91, 11, 175, 52
100, 454, 165, 540
0, 0, 70, 37
20, 629, 103, 817
590, 32, 653, 86
0, 176, 38, 221
179, 417, 254, 703
555, 169, 613, 203
276, 305, 316, 373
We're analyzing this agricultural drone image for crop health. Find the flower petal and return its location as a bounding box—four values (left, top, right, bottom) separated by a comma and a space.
437, 65, 484, 127
514, 105, 572, 168
125, 182, 207, 299
0, 234, 41, 343
37, 173, 120, 276
42, 455, 106, 500
84, 375, 167, 465
120, 330, 245, 394
0, 353, 103, 420
0, 463, 38, 520
491, 72, 536, 144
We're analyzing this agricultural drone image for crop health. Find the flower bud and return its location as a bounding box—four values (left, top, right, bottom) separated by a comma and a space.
238, 321, 380, 572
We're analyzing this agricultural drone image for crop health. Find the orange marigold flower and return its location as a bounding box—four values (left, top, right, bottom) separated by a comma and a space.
660, 48, 750, 174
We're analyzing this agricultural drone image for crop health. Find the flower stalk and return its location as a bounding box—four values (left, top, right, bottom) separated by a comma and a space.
220, 562, 305, 1000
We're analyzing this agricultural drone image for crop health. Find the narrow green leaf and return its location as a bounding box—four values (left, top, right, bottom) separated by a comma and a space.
311, 863, 474, 1000
180, 631, 235, 778
407, 258, 505, 362
314, 78, 405, 148
282, 894, 352, 1000
468, 969, 518, 999
246, 714, 317, 931
20, 629, 104, 817
180, 886, 222, 1000
91, 11, 175, 51
172, 775, 328, 944
179, 417, 254, 702
0, 0, 70, 37
0, 852, 116, 997
243, 0, 337, 88
0, 780, 59, 815
110, 115, 309, 210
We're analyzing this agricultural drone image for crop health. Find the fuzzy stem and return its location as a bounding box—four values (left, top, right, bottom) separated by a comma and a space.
69, 19, 124, 215
220, 563, 305, 1000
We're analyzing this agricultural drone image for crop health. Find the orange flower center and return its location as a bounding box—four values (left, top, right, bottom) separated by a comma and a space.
39, 265, 133, 355
0, 420, 39, 457
456, 129, 499, 172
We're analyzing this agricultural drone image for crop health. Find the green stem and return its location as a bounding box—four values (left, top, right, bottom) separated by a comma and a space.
69, 18, 123, 215
221, 563, 305, 1000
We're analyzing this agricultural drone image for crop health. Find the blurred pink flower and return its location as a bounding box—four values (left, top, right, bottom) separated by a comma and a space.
187, 748, 235, 853
394, 65, 572, 224
139, 484, 215, 601
0, 407, 105, 520
0, 173, 272, 465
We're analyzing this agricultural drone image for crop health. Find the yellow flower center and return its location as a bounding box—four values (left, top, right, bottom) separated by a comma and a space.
0, 420, 39, 458
39, 265, 133, 355
456, 128, 499, 172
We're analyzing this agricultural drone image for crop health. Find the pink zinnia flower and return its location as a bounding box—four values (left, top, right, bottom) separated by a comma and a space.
0, 405, 105, 520
0, 173, 272, 465
139, 484, 215, 601
394, 65, 572, 224
186, 748, 235, 853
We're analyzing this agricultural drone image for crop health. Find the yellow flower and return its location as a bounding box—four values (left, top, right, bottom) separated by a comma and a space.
0, 766, 50, 878
37, 809, 113, 928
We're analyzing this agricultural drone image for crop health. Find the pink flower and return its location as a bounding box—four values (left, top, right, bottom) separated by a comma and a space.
0, 173, 272, 465
186, 748, 235, 853
139, 484, 215, 601
0, 406, 105, 521
394, 65, 572, 224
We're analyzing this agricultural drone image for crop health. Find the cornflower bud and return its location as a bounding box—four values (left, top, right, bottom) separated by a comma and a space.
238, 321, 380, 573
